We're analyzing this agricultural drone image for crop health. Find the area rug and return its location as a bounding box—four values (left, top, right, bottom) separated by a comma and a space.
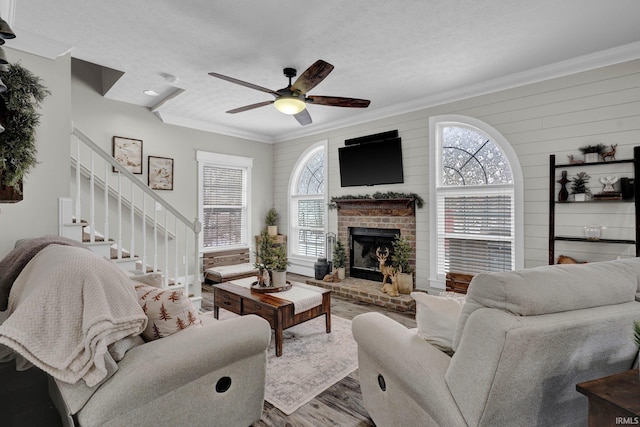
213, 309, 358, 415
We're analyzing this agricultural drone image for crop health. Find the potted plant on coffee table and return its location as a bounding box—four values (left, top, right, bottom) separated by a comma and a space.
254, 229, 275, 286
333, 238, 346, 280
270, 244, 289, 287
391, 234, 414, 294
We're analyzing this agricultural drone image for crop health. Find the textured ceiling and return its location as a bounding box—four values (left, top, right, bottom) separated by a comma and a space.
10, 0, 640, 142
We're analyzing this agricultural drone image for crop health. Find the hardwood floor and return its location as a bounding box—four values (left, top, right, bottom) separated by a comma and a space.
1, 274, 416, 427
203, 273, 416, 427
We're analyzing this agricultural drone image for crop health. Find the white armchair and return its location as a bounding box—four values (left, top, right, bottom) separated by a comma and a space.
353, 258, 640, 426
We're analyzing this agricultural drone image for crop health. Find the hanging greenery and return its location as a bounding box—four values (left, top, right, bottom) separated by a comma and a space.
0, 62, 50, 191
329, 191, 425, 209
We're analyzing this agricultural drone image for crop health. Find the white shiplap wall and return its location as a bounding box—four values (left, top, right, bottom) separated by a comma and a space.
273, 59, 640, 289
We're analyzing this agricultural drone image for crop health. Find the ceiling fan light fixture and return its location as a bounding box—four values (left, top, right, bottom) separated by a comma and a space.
274, 96, 306, 115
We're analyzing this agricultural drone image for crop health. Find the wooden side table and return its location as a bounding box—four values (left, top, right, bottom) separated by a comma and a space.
576, 369, 640, 427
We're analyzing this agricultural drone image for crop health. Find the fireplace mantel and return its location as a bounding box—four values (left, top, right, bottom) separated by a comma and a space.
332, 198, 415, 216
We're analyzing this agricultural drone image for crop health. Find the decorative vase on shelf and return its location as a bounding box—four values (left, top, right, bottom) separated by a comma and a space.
558, 171, 569, 202
584, 225, 601, 241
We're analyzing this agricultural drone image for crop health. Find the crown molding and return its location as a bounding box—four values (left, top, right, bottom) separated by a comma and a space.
272, 40, 640, 143
6, 28, 73, 59
155, 111, 275, 144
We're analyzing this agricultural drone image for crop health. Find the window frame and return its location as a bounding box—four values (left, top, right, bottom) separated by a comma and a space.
288, 141, 328, 273
429, 115, 524, 288
197, 150, 253, 253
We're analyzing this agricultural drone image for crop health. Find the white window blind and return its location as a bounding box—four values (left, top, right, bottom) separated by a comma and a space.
201, 164, 247, 249
437, 188, 513, 274
290, 145, 326, 259
292, 197, 325, 257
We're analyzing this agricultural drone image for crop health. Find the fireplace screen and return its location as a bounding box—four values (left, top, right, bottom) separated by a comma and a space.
349, 227, 400, 281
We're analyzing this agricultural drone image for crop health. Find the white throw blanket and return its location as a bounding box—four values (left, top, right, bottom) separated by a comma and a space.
0, 245, 147, 387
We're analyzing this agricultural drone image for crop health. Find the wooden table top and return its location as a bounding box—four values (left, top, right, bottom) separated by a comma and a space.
214, 280, 330, 308
576, 369, 640, 415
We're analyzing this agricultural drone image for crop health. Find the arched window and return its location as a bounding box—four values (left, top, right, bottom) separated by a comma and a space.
289, 143, 327, 259
430, 115, 523, 287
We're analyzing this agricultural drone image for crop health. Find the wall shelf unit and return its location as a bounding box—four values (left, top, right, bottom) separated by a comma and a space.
548, 146, 640, 264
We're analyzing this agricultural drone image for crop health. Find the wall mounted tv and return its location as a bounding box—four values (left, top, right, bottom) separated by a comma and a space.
338, 137, 404, 187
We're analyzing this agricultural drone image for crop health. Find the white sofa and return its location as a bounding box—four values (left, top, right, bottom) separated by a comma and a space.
353, 258, 640, 426
0, 237, 271, 427
55, 314, 271, 427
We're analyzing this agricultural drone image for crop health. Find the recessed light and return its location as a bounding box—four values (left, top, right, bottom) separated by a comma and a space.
143, 89, 159, 96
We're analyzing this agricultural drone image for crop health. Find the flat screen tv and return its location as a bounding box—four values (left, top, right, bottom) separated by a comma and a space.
338, 138, 404, 187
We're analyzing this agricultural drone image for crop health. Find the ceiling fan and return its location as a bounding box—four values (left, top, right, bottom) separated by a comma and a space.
208, 60, 370, 126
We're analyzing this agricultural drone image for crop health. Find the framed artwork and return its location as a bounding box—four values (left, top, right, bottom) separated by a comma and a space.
112, 136, 143, 174
148, 156, 174, 190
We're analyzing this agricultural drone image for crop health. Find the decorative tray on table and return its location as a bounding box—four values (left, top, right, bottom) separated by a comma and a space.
250, 281, 292, 293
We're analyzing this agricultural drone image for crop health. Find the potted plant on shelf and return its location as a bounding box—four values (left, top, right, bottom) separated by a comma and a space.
571, 171, 591, 202
265, 207, 279, 236
270, 244, 289, 287
579, 144, 606, 163
333, 238, 346, 280
254, 229, 275, 286
391, 234, 414, 294
0, 63, 50, 202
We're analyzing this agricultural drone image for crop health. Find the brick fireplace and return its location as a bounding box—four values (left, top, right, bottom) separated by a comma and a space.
334, 197, 416, 278
305, 197, 418, 312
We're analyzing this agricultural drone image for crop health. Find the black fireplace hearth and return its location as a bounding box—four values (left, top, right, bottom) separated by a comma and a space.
349, 227, 400, 281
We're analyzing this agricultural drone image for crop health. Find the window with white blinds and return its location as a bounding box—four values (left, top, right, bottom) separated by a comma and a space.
290, 144, 326, 259
434, 123, 515, 278
437, 187, 513, 274
197, 151, 251, 250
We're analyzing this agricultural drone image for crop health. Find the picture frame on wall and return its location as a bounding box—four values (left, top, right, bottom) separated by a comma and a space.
112, 136, 143, 174
148, 156, 174, 190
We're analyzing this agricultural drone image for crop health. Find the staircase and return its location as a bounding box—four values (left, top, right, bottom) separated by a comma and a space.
60, 127, 202, 309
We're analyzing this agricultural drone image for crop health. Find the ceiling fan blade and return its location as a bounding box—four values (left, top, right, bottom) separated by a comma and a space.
208, 72, 279, 97
294, 109, 312, 126
291, 60, 334, 95
306, 96, 371, 108
226, 100, 274, 114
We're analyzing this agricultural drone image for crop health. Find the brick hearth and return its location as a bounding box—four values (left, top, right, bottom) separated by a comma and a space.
305, 276, 415, 312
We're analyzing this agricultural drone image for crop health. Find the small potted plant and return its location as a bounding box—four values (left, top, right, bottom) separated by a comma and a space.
265, 207, 279, 236
391, 234, 414, 294
571, 171, 591, 202
270, 244, 289, 287
333, 239, 346, 280
579, 144, 606, 163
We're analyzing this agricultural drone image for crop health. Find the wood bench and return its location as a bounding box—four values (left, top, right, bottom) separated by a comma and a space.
203, 248, 258, 284
445, 272, 475, 294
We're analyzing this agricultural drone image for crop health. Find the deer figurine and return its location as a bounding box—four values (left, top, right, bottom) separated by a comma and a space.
567, 154, 584, 165
381, 265, 401, 297
376, 247, 393, 286
601, 144, 617, 161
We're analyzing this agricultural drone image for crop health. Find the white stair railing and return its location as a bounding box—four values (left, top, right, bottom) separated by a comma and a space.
69, 127, 202, 308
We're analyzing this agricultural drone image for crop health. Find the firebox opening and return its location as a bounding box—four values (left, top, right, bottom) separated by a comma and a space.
349, 227, 400, 281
